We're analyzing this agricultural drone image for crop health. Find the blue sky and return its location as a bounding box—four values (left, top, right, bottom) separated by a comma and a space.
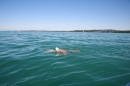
0, 0, 130, 31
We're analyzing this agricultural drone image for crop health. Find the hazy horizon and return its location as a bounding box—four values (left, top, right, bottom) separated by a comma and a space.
0, 0, 130, 31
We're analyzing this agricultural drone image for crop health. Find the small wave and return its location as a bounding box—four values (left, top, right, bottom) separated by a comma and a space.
95, 72, 130, 81
5, 69, 22, 75
11, 78, 29, 86
69, 50, 80, 52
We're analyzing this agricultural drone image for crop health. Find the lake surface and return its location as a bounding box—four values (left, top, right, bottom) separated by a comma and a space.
0, 31, 130, 86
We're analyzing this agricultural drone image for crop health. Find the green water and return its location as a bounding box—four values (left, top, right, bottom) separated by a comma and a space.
0, 31, 130, 86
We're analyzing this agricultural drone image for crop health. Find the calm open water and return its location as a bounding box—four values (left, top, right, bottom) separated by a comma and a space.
0, 31, 130, 86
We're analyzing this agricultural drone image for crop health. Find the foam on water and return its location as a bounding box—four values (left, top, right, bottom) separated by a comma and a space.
45, 49, 55, 52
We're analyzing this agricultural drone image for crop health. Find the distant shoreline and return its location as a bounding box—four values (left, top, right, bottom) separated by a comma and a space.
71, 30, 130, 33
0, 30, 130, 33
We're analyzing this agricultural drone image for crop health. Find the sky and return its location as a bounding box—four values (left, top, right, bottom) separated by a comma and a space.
0, 0, 130, 31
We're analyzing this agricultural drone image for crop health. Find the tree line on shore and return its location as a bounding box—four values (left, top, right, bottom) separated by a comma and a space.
70, 30, 130, 33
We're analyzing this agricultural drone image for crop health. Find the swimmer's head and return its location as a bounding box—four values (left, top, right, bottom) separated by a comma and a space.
55, 47, 59, 51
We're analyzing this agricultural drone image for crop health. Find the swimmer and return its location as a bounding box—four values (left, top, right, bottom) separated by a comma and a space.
54, 47, 66, 55
55, 47, 66, 55
55, 47, 80, 53
45, 47, 80, 56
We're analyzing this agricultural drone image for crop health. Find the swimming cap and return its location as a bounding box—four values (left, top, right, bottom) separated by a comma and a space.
56, 47, 59, 51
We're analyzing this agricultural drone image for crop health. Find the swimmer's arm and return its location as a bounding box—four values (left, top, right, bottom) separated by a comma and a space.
52, 50, 57, 52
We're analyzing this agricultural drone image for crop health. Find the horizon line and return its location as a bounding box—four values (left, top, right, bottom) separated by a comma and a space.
0, 29, 130, 31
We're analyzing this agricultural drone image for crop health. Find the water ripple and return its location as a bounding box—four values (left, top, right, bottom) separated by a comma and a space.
0, 32, 130, 86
